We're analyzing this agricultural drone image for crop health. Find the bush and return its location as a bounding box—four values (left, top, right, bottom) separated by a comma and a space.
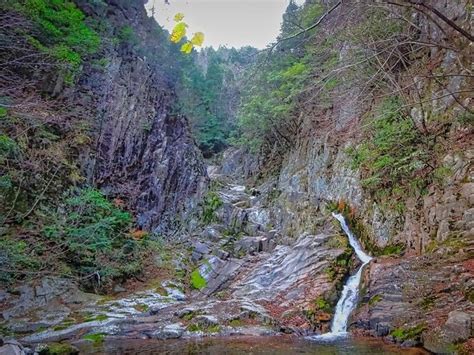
42, 188, 148, 290
11, 0, 100, 79
201, 191, 222, 224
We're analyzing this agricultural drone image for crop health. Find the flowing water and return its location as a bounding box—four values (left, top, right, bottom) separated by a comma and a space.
308, 213, 373, 341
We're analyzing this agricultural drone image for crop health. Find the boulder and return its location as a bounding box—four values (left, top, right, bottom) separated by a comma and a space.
194, 315, 219, 327
444, 310, 471, 342
151, 323, 185, 340
0, 344, 22, 355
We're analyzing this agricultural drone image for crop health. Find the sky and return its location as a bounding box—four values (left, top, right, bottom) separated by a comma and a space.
145, 0, 304, 49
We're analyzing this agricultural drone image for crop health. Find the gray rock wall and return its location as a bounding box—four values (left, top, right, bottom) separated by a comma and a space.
76, 0, 208, 234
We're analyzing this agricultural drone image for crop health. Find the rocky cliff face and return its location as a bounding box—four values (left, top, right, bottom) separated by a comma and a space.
76, 0, 208, 233
215, 0, 473, 350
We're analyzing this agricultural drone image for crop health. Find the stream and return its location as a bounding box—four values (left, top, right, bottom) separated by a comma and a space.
308, 213, 373, 341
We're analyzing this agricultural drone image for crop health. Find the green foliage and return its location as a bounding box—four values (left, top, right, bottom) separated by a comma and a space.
0, 134, 19, 158
368, 294, 383, 306
0, 238, 42, 284
12, 0, 100, 80
390, 323, 426, 342
201, 191, 222, 224
176, 47, 256, 156
235, 54, 310, 152
187, 322, 220, 333
41, 187, 148, 290
314, 297, 332, 312
190, 269, 207, 290
117, 25, 135, 44
347, 97, 431, 207
37, 342, 79, 355
83, 332, 106, 345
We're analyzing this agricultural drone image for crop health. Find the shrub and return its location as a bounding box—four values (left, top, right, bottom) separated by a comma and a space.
201, 191, 222, 224
11, 0, 100, 80
42, 187, 148, 290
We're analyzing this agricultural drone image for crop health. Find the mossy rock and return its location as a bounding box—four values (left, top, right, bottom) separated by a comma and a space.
82, 332, 106, 345
390, 323, 426, 342
190, 269, 207, 290
37, 342, 79, 355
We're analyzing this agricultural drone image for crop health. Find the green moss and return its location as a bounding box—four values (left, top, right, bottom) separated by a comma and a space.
229, 319, 243, 327
207, 324, 221, 333
37, 342, 78, 355
314, 297, 332, 313
368, 294, 383, 306
187, 323, 221, 333
190, 269, 207, 290
378, 244, 404, 256
84, 314, 109, 322
390, 323, 426, 342
187, 323, 202, 332
83, 332, 106, 345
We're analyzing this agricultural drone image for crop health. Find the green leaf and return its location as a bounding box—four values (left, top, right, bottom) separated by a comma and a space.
170, 22, 188, 43
190, 32, 205, 46
174, 13, 185, 22
180, 41, 193, 54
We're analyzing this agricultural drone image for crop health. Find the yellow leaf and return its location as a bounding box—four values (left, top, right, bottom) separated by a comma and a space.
174, 13, 185, 22
180, 42, 193, 54
190, 32, 205, 46
170, 22, 187, 43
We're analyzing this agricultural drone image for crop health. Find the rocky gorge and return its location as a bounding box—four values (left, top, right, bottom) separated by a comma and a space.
0, 0, 473, 354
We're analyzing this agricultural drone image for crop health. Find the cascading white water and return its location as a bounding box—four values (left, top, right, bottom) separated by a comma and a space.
308, 212, 372, 341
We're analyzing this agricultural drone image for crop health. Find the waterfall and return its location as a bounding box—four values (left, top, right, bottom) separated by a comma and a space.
308, 212, 372, 340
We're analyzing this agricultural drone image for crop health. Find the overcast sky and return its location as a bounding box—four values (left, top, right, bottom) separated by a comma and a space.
145, 0, 304, 49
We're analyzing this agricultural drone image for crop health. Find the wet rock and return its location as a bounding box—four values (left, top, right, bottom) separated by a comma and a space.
233, 233, 343, 309
151, 323, 185, 340
35, 342, 79, 355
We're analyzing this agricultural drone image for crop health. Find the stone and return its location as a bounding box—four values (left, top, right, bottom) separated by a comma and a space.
443, 310, 471, 342
0, 345, 22, 355
436, 220, 450, 242
0, 290, 10, 303
194, 315, 219, 327
113, 284, 126, 293
375, 322, 391, 337
401, 339, 420, 348
202, 226, 223, 241
216, 250, 230, 260
193, 242, 210, 255
151, 323, 185, 340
